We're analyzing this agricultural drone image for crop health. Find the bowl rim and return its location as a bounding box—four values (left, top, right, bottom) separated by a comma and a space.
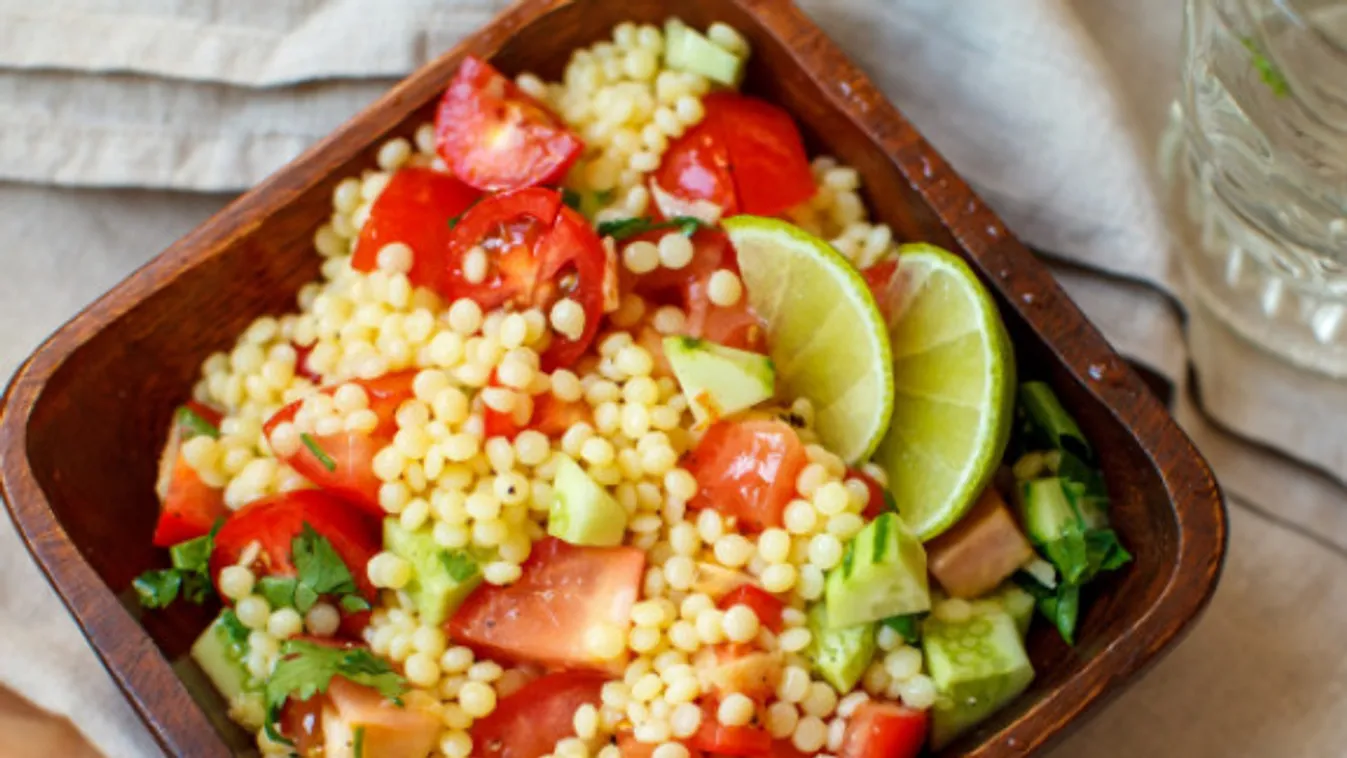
0, 0, 1227, 755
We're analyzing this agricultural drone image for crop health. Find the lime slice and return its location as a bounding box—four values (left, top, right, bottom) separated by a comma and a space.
723, 216, 893, 463
874, 244, 1015, 541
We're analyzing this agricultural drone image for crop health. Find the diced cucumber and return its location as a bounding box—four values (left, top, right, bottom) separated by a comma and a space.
825, 512, 930, 628
664, 19, 745, 87
664, 336, 775, 426
1018, 382, 1091, 460
805, 602, 876, 692
548, 456, 628, 546
923, 605, 1035, 749
191, 611, 264, 728
384, 519, 483, 625
1018, 477, 1090, 584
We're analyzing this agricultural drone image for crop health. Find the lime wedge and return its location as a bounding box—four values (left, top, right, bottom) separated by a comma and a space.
723, 216, 893, 463
874, 244, 1015, 541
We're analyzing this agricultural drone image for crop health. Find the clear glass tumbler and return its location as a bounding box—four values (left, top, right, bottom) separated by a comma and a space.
1162, 0, 1347, 376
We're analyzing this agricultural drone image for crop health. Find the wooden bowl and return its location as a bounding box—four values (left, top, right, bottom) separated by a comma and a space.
0, 0, 1227, 755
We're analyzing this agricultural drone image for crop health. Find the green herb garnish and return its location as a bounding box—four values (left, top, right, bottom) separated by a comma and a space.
596, 215, 709, 241
301, 433, 337, 472
175, 405, 220, 439
133, 520, 222, 609
1242, 36, 1290, 97
561, 187, 582, 210
264, 640, 406, 743
341, 594, 372, 613
353, 725, 366, 758
881, 613, 925, 645
256, 524, 367, 613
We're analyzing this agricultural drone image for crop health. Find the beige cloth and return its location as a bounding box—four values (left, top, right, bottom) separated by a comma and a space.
3, 1, 1347, 756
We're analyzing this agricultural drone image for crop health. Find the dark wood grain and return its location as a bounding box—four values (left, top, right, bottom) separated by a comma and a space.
0, 0, 1227, 756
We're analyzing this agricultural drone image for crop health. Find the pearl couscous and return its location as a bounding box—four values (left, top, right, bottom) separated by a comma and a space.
135, 16, 1129, 758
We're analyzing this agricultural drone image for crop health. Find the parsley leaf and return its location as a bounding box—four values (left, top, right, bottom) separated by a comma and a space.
134, 520, 222, 610
596, 215, 709, 241
218, 609, 251, 646
440, 551, 479, 583
301, 433, 337, 472
264, 640, 406, 743
340, 594, 372, 613
561, 187, 582, 211
257, 576, 301, 609
880, 613, 926, 645
295, 524, 360, 597
353, 725, 366, 758
175, 405, 220, 439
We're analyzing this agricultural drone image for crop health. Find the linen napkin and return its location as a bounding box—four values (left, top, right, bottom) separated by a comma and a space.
5, 1, 1347, 756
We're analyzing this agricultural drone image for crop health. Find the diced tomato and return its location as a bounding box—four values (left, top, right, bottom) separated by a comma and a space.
694, 700, 772, 757
840, 702, 928, 758
209, 490, 380, 635
653, 120, 739, 216
469, 671, 607, 758
350, 167, 481, 289
151, 403, 227, 547
685, 419, 808, 531
848, 468, 890, 521
684, 274, 767, 353
861, 260, 899, 323
444, 188, 606, 370
618, 732, 702, 758
279, 691, 326, 756
717, 585, 785, 633
324, 676, 441, 758
704, 94, 816, 217
263, 371, 417, 517
435, 55, 583, 192
769, 739, 812, 758
448, 537, 645, 671
482, 369, 592, 439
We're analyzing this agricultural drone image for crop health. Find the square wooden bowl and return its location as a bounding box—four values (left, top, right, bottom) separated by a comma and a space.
0, 0, 1227, 755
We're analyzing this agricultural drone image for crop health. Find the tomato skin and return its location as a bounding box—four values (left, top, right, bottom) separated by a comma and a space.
483, 379, 593, 440
861, 260, 899, 324
279, 692, 325, 756
469, 671, 607, 758
704, 94, 816, 217
435, 55, 583, 192
840, 702, 928, 758
618, 732, 703, 758
350, 167, 481, 289
694, 700, 772, 757
152, 402, 227, 547
209, 490, 380, 633
685, 419, 809, 532
445, 189, 605, 370
717, 585, 785, 633
448, 537, 645, 671
654, 120, 739, 215
848, 468, 889, 520
263, 371, 417, 517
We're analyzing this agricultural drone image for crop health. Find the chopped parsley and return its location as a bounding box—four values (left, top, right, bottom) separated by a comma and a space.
255, 524, 367, 613
133, 520, 222, 609
440, 551, 479, 583
340, 594, 372, 613
561, 187, 582, 211
596, 215, 709, 241
301, 433, 337, 472
264, 640, 406, 743
881, 613, 925, 645
175, 405, 220, 439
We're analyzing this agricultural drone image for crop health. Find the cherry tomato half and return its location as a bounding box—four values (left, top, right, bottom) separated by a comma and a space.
445, 188, 606, 370
435, 55, 583, 192
840, 702, 928, 758
653, 120, 739, 216
351, 167, 481, 289
263, 371, 417, 518
684, 418, 808, 531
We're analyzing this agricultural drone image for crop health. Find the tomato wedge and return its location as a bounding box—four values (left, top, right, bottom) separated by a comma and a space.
653, 119, 739, 216
448, 537, 645, 671
469, 671, 607, 758
694, 700, 772, 757
435, 55, 583, 192
351, 167, 480, 289
685, 418, 808, 531
840, 702, 928, 758
263, 371, 417, 518
705, 94, 815, 217
445, 188, 606, 370
210, 490, 380, 634
717, 585, 785, 633
152, 402, 227, 547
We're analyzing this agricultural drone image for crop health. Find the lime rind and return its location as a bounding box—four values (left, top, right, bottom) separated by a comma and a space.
723, 215, 895, 464
875, 244, 1015, 541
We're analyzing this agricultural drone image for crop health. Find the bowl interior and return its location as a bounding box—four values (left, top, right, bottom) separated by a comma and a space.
15, 0, 1189, 754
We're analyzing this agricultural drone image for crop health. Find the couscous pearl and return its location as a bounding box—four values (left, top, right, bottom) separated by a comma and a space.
377, 138, 412, 171
441, 731, 473, 758
236, 596, 270, 630
706, 270, 742, 307
898, 675, 937, 710
623, 240, 660, 274
670, 702, 702, 738
458, 681, 497, 718
884, 647, 924, 682
657, 233, 695, 269
219, 566, 255, 601
405, 652, 440, 687
807, 534, 844, 570
440, 646, 474, 673
462, 247, 489, 284
448, 299, 484, 334
550, 298, 587, 341
802, 682, 839, 718
713, 534, 754, 568
304, 602, 340, 637
722, 605, 761, 642
935, 598, 973, 623
267, 607, 304, 639
792, 716, 828, 753
375, 242, 414, 274
717, 693, 755, 727
783, 500, 818, 534
766, 702, 799, 738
